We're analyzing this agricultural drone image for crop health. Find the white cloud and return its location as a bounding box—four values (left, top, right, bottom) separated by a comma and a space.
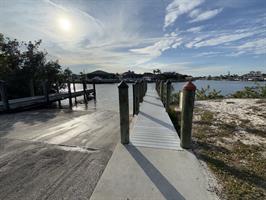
164, 0, 204, 28
189, 8, 223, 23
186, 26, 203, 33
191, 32, 254, 48
232, 38, 266, 56
130, 34, 182, 64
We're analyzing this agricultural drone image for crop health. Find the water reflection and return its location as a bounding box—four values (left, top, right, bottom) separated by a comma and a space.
59, 83, 133, 114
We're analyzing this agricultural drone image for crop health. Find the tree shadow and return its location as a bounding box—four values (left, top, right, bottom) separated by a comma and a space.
126, 145, 185, 200
195, 142, 266, 189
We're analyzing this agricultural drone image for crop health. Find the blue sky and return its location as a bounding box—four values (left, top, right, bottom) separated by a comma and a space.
0, 0, 265, 75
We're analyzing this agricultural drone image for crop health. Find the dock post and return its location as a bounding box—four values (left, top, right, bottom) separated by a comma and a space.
160, 80, 164, 103
140, 80, 144, 103
56, 82, 61, 108
118, 81, 129, 144
73, 80, 77, 104
82, 81, 87, 104
180, 80, 196, 149
93, 82, 96, 100
166, 80, 171, 112
0, 80, 9, 111
133, 82, 136, 115
67, 81, 73, 107
136, 81, 140, 114
43, 80, 49, 104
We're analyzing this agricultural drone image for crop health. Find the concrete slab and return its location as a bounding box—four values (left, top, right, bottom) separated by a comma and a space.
90, 144, 217, 200
90, 85, 217, 200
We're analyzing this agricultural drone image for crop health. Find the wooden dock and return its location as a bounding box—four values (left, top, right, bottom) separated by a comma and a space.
0, 88, 94, 112
130, 87, 181, 150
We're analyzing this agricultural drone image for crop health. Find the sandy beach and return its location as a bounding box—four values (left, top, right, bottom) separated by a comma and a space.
193, 98, 266, 199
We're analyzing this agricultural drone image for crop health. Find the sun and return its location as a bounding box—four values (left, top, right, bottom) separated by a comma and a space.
58, 17, 72, 32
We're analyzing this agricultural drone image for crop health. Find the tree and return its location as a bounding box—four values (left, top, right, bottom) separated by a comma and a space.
0, 33, 66, 99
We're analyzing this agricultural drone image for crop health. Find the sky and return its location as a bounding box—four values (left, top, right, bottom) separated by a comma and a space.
0, 0, 265, 76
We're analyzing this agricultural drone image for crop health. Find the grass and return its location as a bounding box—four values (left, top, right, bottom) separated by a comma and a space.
192, 108, 266, 200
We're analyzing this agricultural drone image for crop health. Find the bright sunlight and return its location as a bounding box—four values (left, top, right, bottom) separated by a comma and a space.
58, 17, 72, 32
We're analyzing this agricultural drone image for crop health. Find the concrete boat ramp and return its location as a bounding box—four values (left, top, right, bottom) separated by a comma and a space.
91, 86, 217, 200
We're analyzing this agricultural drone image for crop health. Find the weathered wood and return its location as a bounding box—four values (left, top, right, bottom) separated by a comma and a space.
67, 81, 72, 107
0, 89, 94, 112
180, 81, 196, 149
83, 81, 87, 104
73, 81, 77, 104
0, 80, 9, 111
166, 80, 171, 112
160, 80, 164, 104
133, 82, 136, 115
56, 82, 61, 108
118, 81, 129, 144
93, 82, 96, 100
135, 81, 140, 114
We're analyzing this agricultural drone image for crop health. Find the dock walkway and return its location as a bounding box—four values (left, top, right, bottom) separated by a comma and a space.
90, 85, 217, 200
0, 89, 94, 111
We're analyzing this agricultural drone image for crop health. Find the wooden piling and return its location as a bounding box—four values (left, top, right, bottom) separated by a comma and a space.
160, 80, 164, 103
93, 82, 96, 100
136, 81, 140, 114
0, 80, 9, 111
133, 82, 137, 115
67, 81, 72, 107
73, 80, 77, 104
118, 81, 129, 144
82, 81, 87, 104
56, 82, 61, 108
140, 80, 144, 103
180, 81, 196, 149
166, 80, 171, 112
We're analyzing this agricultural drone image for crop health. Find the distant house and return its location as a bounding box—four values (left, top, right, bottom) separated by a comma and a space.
242, 71, 264, 81
143, 72, 155, 81
122, 70, 142, 80
87, 70, 118, 80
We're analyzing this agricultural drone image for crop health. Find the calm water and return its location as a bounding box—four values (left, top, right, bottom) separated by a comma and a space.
60, 81, 265, 112
172, 80, 266, 96
61, 83, 133, 114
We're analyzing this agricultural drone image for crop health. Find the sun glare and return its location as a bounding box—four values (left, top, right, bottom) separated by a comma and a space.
58, 17, 71, 32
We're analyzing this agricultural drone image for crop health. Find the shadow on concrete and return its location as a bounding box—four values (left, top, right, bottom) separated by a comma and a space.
143, 100, 164, 108
126, 145, 185, 200
139, 111, 176, 132
145, 94, 159, 99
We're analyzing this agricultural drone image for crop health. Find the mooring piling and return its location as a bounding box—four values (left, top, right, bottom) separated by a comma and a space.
0, 80, 9, 111
165, 80, 171, 112
73, 80, 77, 104
82, 80, 87, 104
180, 80, 196, 149
67, 81, 72, 107
56, 82, 61, 108
118, 81, 129, 144
93, 82, 96, 100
